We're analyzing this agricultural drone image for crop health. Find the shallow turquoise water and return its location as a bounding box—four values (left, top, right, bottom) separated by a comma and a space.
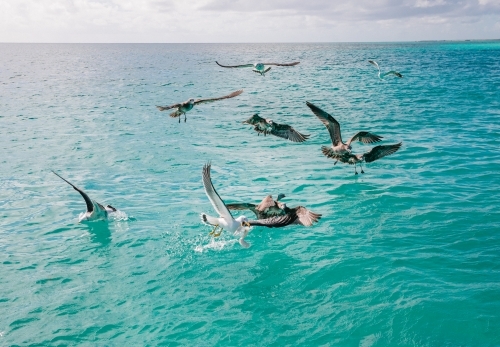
1, 42, 500, 346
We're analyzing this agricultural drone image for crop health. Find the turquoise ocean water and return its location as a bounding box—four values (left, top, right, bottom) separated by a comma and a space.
1, 42, 500, 346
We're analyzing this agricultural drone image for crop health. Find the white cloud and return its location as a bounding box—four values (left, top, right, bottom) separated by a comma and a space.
0, 0, 498, 42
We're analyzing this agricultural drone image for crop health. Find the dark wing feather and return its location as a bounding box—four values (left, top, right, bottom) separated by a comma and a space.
202, 163, 233, 219
52, 171, 94, 213
216, 61, 253, 68
262, 62, 300, 66
347, 131, 383, 146
364, 143, 402, 163
248, 213, 296, 228
383, 71, 403, 78
270, 122, 310, 143
293, 206, 322, 226
243, 114, 265, 125
194, 89, 243, 105
156, 103, 182, 111
321, 147, 354, 164
256, 195, 276, 212
306, 102, 342, 146
226, 203, 259, 218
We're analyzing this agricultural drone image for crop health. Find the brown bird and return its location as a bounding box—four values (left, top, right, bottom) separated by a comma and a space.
227, 194, 321, 227
156, 89, 243, 123
323, 142, 403, 175
243, 114, 310, 143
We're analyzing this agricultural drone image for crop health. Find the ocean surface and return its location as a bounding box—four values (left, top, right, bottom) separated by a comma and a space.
1, 42, 500, 346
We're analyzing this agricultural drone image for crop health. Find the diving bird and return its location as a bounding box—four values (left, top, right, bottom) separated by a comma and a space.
201, 163, 296, 248
323, 142, 402, 175
227, 194, 321, 227
216, 61, 300, 76
306, 101, 383, 156
368, 60, 403, 79
243, 114, 310, 143
52, 171, 117, 222
156, 89, 243, 123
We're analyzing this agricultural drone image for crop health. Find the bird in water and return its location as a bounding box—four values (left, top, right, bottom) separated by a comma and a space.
156, 89, 243, 123
216, 61, 300, 76
242, 114, 310, 143
368, 60, 403, 79
227, 194, 321, 227
306, 101, 383, 156
200, 163, 296, 248
323, 142, 403, 175
52, 171, 117, 222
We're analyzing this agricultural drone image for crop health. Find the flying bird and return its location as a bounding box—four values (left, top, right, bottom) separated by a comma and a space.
52, 171, 117, 222
323, 143, 402, 175
368, 60, 403, 79
200, 163, 296, 248
306, 101, 382, 156
156, 89, 243, 123
227, 194, 322, 227
243, 114, 310, 143
216, 61, 300, 76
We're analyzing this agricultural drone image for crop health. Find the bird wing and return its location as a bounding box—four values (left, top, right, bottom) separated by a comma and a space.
202, 163, 233, 220
156, 102, 182, 111
363, 143, 402, 163
226, 203, 259, 218
306, 102, 342, 146
216, 61, 254, 68
262, 62, 300, 66
52, 171, 94, 213
243, 114, 265, 125
368, 60, 380, 71
270, 122, 310, 143
382, 71, 403, 78
248, 213, 296, 228
347, 131, 383, 146
321, 147, 353, 163
293, 206, 322, 227
256, 195, 276, 212
194, 89, 243, 105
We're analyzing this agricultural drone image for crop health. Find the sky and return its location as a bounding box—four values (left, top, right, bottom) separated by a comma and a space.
1, 0, 499, 42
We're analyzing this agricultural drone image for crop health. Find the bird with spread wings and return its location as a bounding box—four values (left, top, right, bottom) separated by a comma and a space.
156, 89, 243, 123
243, 114, 310, 143
216, 61, 299, 76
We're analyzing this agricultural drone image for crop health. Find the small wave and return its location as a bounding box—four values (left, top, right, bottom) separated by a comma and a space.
194, 238, 238, 253
108, 210, 130, 222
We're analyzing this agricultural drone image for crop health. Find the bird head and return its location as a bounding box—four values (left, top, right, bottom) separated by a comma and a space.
236, 215, 251, 227
277, 193, 286, 201
188, 98, 195, 104
243, 114, 259, 125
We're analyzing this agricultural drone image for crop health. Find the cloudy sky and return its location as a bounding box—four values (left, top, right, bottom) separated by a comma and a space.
1, 0, 499, 42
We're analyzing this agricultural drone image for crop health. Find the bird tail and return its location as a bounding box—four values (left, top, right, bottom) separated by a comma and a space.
169, 110, 182, 118
200, 213, 218, 226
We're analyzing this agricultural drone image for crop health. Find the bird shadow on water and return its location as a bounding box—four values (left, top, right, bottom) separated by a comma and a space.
85, 221, 112, 247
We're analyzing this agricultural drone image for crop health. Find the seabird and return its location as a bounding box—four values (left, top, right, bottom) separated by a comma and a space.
243, 114, 310, 143
156, 89, 243, 123
216, 61, 300, 76
368, 60, 403, 79
200, 163, 296, 248
227, 194, 321, 227
323, 142, 402, 175
306, 101, 382, 156
52, 171, 117, 222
